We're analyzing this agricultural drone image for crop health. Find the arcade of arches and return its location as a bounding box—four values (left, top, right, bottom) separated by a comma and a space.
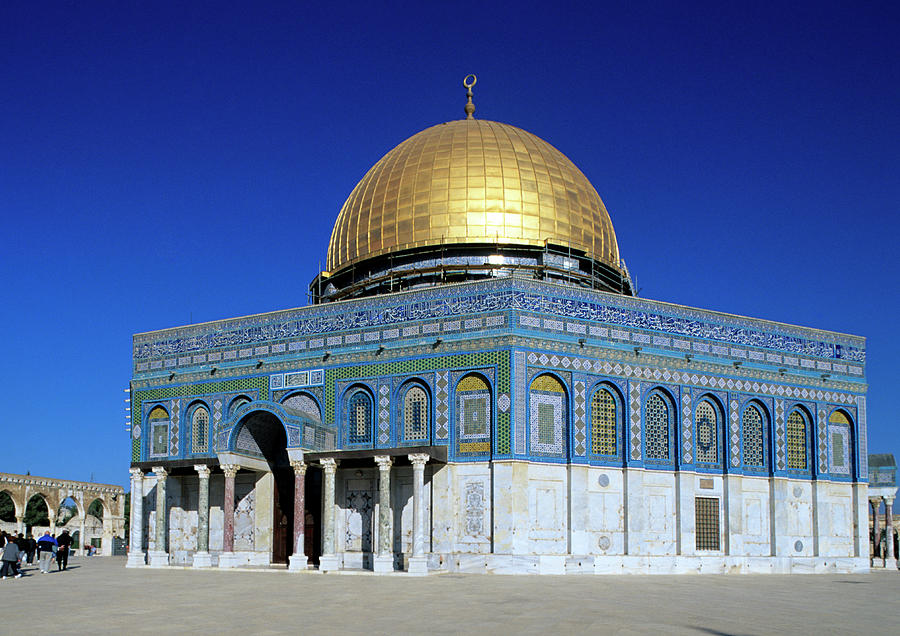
0, 473, 125, 555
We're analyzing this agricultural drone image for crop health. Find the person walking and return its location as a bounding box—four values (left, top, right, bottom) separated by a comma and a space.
36, 531, 57, 574
1, 536, 22, 579
26, 535, 36, 564
56, 530, 72, 571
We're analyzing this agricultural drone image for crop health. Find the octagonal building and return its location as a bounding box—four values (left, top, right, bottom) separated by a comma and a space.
127, 83, 869, 574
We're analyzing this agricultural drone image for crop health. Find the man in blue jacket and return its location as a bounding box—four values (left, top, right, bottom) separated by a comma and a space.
36, 531, 57, 574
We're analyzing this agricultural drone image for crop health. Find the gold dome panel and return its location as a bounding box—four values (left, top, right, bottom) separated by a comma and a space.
326, 119, 621, 273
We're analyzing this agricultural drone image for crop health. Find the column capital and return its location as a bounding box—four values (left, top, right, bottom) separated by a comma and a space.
15, 515, 24, 523
221, 464, 240, 479
290, 460, 308, 476
194, 464, 211, 479
408, 453, 430, 468
870, 497, 883, 506
374, 455, 393, 470
129, 467, 144, 479
320, 457, 339, 472
152, 466, 168, 480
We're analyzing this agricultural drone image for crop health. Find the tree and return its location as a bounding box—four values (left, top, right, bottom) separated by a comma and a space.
24, 495, 49, 527
87, 499, 104, 520
0, 492, 15, 522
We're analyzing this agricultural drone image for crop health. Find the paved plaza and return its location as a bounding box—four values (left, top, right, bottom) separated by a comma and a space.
3, 557, 899, 635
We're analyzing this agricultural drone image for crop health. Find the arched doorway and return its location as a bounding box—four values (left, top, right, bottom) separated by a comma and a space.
233, 411, 293, 564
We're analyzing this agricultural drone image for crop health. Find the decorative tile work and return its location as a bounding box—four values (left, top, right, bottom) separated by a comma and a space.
497, 393, 510, 413
529, 375, 566, 456
435, 371, 449, 439
514, 351, 526, 455
282, 394, 322, 423
645, 393, 670, 461
775, 400, 786, 471
169, 399, 180, 456
134, 279, 865, 373
858, 396, 867, 479
786, 411, 807, 471
464, 482, 485, 536
191, 406, 209, 454
590, 386, 617, 456
829, 423, 850, 475
573, 380, 586, 456
817, 409, 828, 475
629, 381, 642, 461
348, 390, 373, 444
695, 400, 717, 464
402, 385, 429, 441
681, 392, 693, 464
378, 383, 390, 445
729, 399, 740, 468
742, 405, 764, 468
457, 375, 491, 456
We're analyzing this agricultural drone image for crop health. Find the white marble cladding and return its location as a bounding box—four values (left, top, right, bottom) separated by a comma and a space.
137, 460, 867, 575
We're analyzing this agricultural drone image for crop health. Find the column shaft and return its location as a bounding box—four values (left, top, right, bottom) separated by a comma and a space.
288, 460, 308, 571
373, 456, 393, 573
154, 469, 167, 551
223, 466, 237, 552
318, 458, 340, 572
885, 497, 896, 561
129, 468, 144, 556
407, 453, 429, 575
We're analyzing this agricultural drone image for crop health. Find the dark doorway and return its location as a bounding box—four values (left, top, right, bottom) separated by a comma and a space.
234, 411, 292, 564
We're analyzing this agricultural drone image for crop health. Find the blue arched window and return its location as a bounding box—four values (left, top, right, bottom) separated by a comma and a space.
347, 390, 373, 445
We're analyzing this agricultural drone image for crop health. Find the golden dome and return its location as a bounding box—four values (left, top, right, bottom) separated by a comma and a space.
326, 119, 622, 274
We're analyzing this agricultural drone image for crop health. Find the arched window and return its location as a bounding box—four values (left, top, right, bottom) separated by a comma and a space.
645, 393, 670, 461
229, 396, 250, 418
529, 374, 567, 457
456, 375, 491, 454
590, 387, 617, 456
828, 410, 852, 476
742, 404, 765, 468
347, 390, 373, 445
191, 405, 209, 454
402, 385, 429, 441
695, 400, 718, 464
148, 406, 170, 458
786, 410, 808, 471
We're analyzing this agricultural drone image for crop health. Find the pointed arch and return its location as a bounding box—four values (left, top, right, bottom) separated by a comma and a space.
529, 373, 568, 458
455, 372, 492, 456
741, 400, 770, 472
694, 395, 724, 465
644, 388, 675, 462
186, 400, 210, 454
148, 405, 170, 458
399, 381, 430, 443
827, 408, 854, 477
589, 382, 622, 457
344, 385, 375, 446
786, 408, 810, 471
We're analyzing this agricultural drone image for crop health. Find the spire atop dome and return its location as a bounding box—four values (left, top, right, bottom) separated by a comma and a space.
463, 74, 476, 119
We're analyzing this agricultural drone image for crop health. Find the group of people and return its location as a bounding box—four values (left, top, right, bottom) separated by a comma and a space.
0, 529, 74, 579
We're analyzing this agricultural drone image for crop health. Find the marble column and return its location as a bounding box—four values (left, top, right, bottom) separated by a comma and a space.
288, 460, 308, 571
219, 464, 240, 568
870, 497, 882, 566
48, 510, 57, 536
79, 516, 87, 557
374, 456, 394, 573
15, 516, 24, 536
148, 466, 169, 567
192, 465, 212, 567
318, 458, 340, 572
885, 496, 897, 569
407, 453, 429, 575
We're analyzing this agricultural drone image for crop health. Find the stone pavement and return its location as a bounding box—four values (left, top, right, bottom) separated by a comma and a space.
3, 557, 899, 635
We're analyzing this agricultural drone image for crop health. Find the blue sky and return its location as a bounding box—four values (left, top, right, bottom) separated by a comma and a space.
1, 1, 897, 488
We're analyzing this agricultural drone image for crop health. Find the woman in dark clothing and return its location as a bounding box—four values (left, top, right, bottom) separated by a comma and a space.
1, 538, 22, 578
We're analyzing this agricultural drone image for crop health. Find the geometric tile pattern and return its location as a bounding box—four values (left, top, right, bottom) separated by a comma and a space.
435, 371, 449, 439
858, 396, 867, 479
681, 391, 693, 464
828, 424, 850, 475
529, 384, 566, 456
573, 380, 586, 456
169, 399, 180, 456
629, 381, 642, 461
378, 383, 390, 445
786, 411, 807, 471
729, 399, 740, 467
514, 351, 526, 455
695, 400, 717, 464
775, 399, 786, 471
644, 392, 670, 460
741, 405, 764, 468
497, 393, 510, 413
817, 409, 828, 475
